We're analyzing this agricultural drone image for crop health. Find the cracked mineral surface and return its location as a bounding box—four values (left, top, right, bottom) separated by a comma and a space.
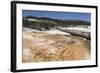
22, 28, 90, 63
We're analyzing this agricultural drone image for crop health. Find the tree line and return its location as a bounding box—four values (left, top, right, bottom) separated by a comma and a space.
23, 16, 90, 30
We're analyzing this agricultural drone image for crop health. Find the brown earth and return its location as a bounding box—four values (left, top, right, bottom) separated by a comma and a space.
22, 29, 90, 63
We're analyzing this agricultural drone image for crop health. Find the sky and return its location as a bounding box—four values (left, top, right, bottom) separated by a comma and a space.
22, 10, 91, 22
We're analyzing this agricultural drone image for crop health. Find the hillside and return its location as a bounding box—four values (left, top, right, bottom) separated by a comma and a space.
23, 16, 90, 30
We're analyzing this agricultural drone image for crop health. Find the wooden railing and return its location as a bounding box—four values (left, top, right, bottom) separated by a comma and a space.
56, 27, 90, 40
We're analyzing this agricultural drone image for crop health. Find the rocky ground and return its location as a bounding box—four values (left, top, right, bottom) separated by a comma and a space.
22, 28, 90, 63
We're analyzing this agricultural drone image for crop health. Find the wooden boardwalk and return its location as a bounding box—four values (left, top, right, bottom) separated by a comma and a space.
56, 28, 91, 40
